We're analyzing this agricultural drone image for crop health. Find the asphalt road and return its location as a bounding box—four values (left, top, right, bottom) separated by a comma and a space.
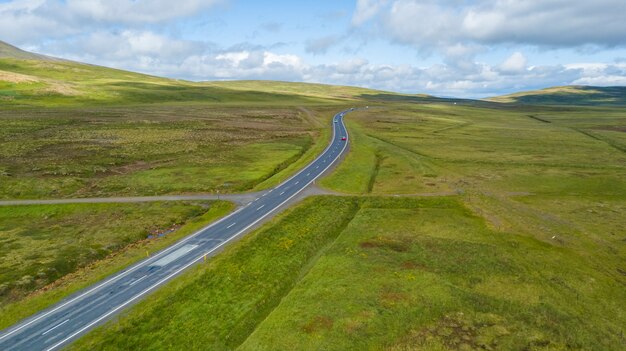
0, 109, 353, 351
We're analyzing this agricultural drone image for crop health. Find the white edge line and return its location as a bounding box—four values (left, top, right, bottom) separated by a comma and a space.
2, 110, 351, 346
128, 275, 147, 287
41, 319, 69, 336
46, 113, 350, 351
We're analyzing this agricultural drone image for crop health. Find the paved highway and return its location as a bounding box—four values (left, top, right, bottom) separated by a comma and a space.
0, 109, 353, 350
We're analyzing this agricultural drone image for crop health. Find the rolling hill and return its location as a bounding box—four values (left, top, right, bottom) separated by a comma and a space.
0, 40, 397, 107
489, 85, 626, 106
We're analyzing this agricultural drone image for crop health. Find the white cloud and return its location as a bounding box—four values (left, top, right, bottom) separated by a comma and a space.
65, 0, 223, 24
29, 27, 625, 98
499, 52, 528, 74
0, 0, 223, 43
568, 63, 626, 86
359, 0, 626, 49
352, 0, 389, 26
1, 0, 624, 97
305, 35, 342, 55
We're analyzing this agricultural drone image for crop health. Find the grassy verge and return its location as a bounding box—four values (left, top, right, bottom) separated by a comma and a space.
320, 118, 448, 194
0, 200, 234, 330
69, 196, 360, 350
253, 107, 338, 190
241, 197, 625, 350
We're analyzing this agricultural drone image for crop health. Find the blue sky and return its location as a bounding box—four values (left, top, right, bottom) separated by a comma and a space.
1, 0, 626, 97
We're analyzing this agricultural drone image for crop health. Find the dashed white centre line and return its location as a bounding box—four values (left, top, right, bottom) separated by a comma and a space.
295, 181, 299, 185
227, 222, 236, 228
306, 173, 310, 176
280, 191, 285, 195
129, 275, 147, 286
42, 319, 70, 335
257, 205, 265, 211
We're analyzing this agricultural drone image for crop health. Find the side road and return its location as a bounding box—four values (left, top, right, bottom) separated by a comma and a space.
0, 192, 265, 207
0, 189, 463, 207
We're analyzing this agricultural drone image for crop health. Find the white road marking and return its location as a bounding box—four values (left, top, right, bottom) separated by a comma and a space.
227, 222, 236, 228
41, 320, 69, 336
129, 275, 147, 286
295, 181, 299, 185
279, 191, 285, 195
257, 205, 265, 211
151, 245, 198, 267
306, 173, 310, 176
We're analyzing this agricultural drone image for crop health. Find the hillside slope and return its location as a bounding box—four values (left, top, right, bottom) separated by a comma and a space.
0, 41, 413, 107
488, 85, 626, 106
0, 41, 63, 61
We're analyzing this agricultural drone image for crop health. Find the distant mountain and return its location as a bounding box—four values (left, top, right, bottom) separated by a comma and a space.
488, 85, 626, 106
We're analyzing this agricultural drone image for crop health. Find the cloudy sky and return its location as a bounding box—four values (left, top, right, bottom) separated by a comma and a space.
2, 0, 626, 97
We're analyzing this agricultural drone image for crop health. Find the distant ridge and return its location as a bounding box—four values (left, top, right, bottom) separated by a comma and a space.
0, 40, 64, 61
488, 85, 626, 106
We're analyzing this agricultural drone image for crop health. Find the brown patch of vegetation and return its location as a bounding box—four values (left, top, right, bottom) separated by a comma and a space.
0, 70, 38, 83
400, 260, 426, 270
391, 313, 511, 351
595, 125, 626, 133
379, 290, 409, 308
41, 81, 80, 96
301, 316, 334, 334
359, 235, 413, 252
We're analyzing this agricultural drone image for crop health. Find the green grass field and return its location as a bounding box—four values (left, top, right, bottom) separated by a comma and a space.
70, 196, 625, 350
0, 105, 329, 199
2, 41, 625, 350
68, 100, 625, 350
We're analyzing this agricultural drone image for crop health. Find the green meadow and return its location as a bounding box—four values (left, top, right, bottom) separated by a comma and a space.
2, 41, 625, 350
0, 105, 327, 199
70, 196, 625, 350
70, 100, 625, 350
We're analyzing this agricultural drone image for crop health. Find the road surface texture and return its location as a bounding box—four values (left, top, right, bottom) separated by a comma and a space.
0, 109, 353, 351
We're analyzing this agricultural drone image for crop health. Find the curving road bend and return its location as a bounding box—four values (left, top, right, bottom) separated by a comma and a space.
0, 109, 353, 350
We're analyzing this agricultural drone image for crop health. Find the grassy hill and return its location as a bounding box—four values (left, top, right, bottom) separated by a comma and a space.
0, 41, 404, 107
489, 85, 626, 106
0, 41, 63, 61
